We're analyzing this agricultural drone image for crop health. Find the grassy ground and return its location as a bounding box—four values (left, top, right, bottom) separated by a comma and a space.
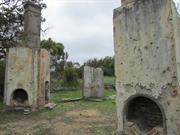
0, 77, 117, 135
104, 76, 115, 86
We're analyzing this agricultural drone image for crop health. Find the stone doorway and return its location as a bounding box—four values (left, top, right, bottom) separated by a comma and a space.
11, 89, 29, 107
124, 96, 165, 134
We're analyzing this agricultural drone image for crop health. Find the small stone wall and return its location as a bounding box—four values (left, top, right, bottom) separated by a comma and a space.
4, 47, 50, 109
83, 66, 104, 98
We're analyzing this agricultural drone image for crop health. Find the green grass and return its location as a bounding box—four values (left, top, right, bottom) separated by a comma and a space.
33, 125, 50, 135
0, 76, 117, 135
43, 88, 116, 119
0, 77, 116, 122
104, 76, 115, 86
51, 89, 82, 103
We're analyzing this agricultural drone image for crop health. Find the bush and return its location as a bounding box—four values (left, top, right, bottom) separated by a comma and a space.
0, 60, 5, 98
84, 56, 114, 77
61, 67, 80, 87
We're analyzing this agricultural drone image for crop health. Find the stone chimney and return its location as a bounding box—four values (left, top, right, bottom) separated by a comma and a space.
121, 0, 136, 6
114, 0, 180, 134
24, 1, 42, 48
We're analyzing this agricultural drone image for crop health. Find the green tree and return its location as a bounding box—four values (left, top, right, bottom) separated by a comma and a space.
40, 38, 68, 74
0, 0, 46, 59
61, 67, 79, 87
102, 56, 114, 76
84, 56, 114, 76
85, 58, 101, 68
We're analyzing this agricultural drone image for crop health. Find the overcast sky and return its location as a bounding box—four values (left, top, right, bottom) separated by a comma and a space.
42, 0, 179, 64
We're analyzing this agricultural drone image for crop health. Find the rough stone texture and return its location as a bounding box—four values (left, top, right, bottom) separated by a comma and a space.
4, 2, 50, 109
4, 48, 50, 108
83, 66, 104, 98
113, 0, 180, 134
24, 1, 41, 48
121, 0, 136, 6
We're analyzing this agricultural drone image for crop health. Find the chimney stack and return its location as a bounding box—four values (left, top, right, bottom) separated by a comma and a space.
121, 0, 136, 6
24, 1, 42, 48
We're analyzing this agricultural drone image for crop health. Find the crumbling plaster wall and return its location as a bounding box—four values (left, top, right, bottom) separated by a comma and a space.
4, 47, 50, 108
4, 48, 38, 107
113, 0, 180, 134
38, 49, 50, 106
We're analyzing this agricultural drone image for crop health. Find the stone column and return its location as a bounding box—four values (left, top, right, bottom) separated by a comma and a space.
83, 66, 104, 98
114, 0, 180, 134
24, 2, 42, 48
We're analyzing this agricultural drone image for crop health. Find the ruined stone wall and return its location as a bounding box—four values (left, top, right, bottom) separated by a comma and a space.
121, 0, 136, 6
113, 0, 180, 134
38, 49, 50, 106
83, 66, 104, 98
4, 48, 38, 107
4, 48, 50, 108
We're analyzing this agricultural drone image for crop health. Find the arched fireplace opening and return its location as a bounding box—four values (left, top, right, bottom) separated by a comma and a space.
125, 96, 164, 133
11, 89, 29, 107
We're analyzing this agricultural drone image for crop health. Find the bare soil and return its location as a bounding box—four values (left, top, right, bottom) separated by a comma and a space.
0, 109, 116, 135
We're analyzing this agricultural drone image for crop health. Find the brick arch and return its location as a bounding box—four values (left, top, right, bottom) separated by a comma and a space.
11, 88, 29, 107
123, 94, 166, 134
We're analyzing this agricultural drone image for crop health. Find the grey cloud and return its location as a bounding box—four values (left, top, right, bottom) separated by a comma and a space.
58, 2, 118, 20
42, 0, 178, 64
64, 34, 114, 64
41, 1, 116, 64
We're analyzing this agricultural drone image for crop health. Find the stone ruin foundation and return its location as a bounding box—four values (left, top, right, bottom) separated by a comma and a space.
4, 2, 50, 110
83, 66, 104, 98
113, 0, 180, 134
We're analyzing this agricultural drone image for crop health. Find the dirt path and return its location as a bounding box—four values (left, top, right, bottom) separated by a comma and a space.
0, 109, 116, 135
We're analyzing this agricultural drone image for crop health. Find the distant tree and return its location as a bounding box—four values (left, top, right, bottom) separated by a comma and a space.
0, 0, 46, 59
84, 56, 114, 76
40, 38, 68, 74
64, 61, 80, 68
85, 58, 101, 68
102, 56, 114, 76
72, 62, 80, 68
61, 67, 79, 87
65, 61, 73, 68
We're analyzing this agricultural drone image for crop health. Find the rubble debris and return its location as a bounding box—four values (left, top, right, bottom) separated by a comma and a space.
59, 98, 82, 103
44, 103, 56, 110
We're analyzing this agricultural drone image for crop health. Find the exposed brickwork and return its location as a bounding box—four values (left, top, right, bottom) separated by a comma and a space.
127, 97, 163, 131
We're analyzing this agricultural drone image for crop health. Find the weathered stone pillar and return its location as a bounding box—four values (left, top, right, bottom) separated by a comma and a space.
83, 66, 104, 98
114, 0, 180, 134
121, 0, 136, 6
24, 1, 42, 48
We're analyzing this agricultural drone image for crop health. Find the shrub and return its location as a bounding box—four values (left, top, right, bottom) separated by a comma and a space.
61, 67, 79, 87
